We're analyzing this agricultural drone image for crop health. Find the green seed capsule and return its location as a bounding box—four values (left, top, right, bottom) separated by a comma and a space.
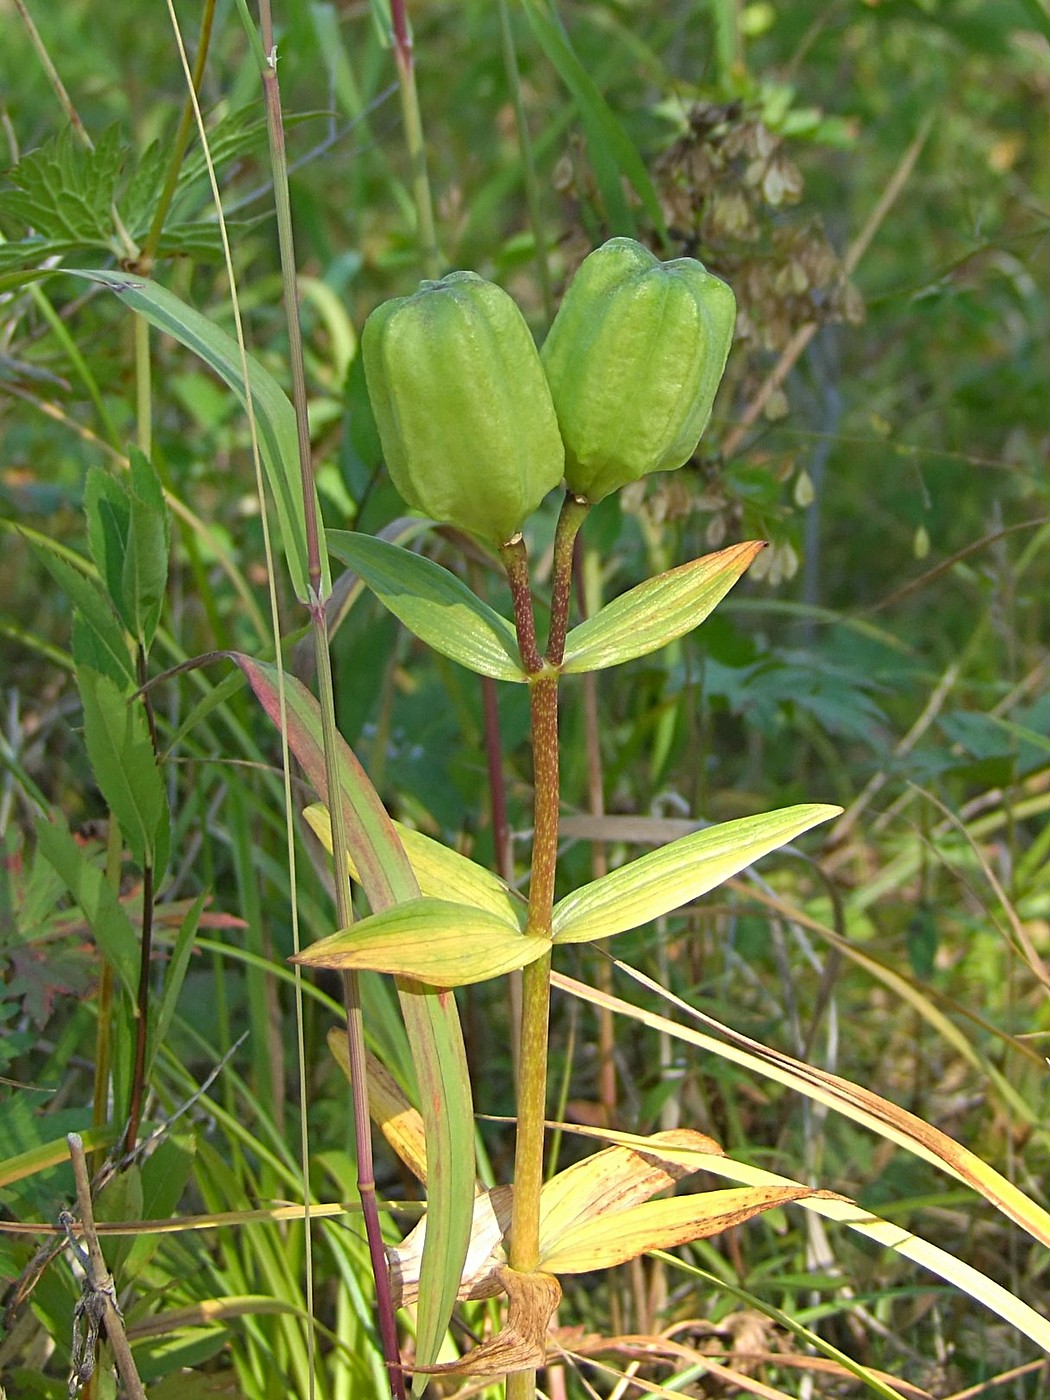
362, 271, 565, 545
541, 238, 736, 503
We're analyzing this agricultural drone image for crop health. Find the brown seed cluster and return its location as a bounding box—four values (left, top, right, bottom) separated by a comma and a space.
654, 102, 864, 355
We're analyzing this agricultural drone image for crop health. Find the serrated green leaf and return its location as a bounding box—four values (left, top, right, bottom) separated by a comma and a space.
0, 125, 126, 243
85, 467, 131, 624
123, 449, 169, 648
77, 666, 170, 877
327, 531, 526, 682
304, 803, 525, 926
121, 138, 167, 234
155, 218, 267, 260
295, 897, 548, 986
34, 813, 139, 996
561, 541, 765, 675
26, 538, 134, 685
551, 803, 840, 944
172, 107, 274, 201
72, 272, 328, 604
70, 613, 130, 688
0, 237, 84, 274
233, 655, 472, 1370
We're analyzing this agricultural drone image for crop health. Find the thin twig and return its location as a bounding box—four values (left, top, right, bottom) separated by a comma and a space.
66, 1134, 146, 1400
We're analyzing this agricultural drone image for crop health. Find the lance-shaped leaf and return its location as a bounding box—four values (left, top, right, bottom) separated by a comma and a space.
328, 531, 526, 682
232, 655, 472, 1375
538, 1128, 720, 1259
28, 539, 134, 686
122, 450, 170, 650
387, 1129, 727, 1307
35, 812, 139, 996
539, 1185, 824, 1275
560, 540, 764, 674
304, 803, 525, 927
552, 803, 840, 944
78, 665, 170, 878
296, 897, 549, 987
74, 272, 328, 605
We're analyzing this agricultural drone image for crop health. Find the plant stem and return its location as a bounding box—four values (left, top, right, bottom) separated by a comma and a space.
66, 1134, 147, 1400
138, 0, 218, 273
124, 644, 161, 1158
256, 4, 403, 1388
390, 0, 441, 277
503, 495, 588, 1400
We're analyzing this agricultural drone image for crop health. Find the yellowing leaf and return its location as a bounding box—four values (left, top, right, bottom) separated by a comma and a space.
304, 803, 524, 926
326, 1029, 429, 1186
560, 541, 764, 674
552, 804, 840, 944
389, 1187, 513, 1307
294, 897, 548, 987
540, 1185, 821, 1274
538, 1128, 720, 1257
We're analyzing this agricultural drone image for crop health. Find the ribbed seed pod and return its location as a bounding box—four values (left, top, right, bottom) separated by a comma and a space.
541, 238, 736, 503
362, 271, 565, 545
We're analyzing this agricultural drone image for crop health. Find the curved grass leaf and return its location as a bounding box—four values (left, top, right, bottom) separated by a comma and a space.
553, 969, 1050, 1314
72, 271, 328, 604
295, 897, 549, 987
521, 0, 666, 242
304, 803, 525, 926
560, 540, 765, 675
328, 531, 526, 682
552, 803, 840, 944
233, 655, 473, 1373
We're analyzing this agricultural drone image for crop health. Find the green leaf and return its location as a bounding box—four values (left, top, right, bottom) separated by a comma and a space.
70, 614, 130, 688
0, 237, 85, 275
77, 666, 170, 878
26, 539, 134, 685
304, 803, 525, 926
152, 893, 206, 1075
85, 467, 131, 625
34, 812, 139, 996
520, 0, 667, 242
125, 1133, 197, 1273
551, 803, 841, 944
295, 897, 549, 986
0, 125, 126, 243
122, 449, 170, 649
232, 655, 473, 1372
71, 272, 328, 604
327, 531, 526, 682
561, 541, 764, 675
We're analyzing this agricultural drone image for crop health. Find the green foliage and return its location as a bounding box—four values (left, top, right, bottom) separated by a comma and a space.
2, 0, 1049, 1395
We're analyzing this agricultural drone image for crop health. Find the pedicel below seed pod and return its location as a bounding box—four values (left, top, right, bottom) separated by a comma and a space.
540, 238, 736, 504
362, 271, 565, 545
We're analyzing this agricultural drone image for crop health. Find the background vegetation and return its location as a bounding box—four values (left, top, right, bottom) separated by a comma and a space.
1, 0, 1048, 1396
